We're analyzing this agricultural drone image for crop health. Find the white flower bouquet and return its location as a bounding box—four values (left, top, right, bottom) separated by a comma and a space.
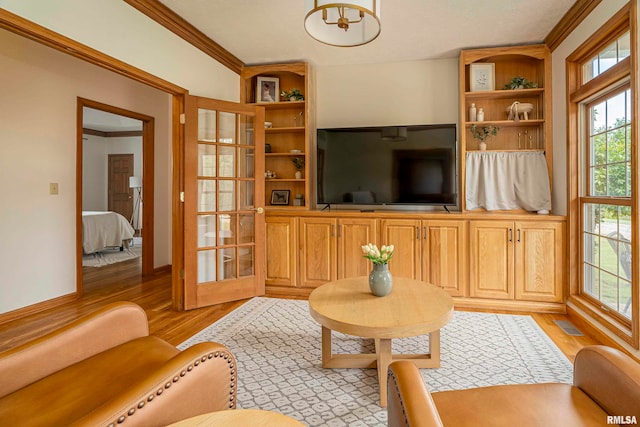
361, 243, 394, 265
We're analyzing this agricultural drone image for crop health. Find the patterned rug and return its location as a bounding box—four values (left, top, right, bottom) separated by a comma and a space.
179, 297, 573, 427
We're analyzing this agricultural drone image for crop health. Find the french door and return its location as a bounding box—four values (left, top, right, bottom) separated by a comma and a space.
184, 95, 265, 309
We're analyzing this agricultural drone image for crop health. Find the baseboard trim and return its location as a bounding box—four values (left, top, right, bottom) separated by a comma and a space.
153, 264, 172, 275
0, 293, 77, 325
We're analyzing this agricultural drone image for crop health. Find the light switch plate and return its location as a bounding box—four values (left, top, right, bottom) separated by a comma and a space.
49, 182, 59, 195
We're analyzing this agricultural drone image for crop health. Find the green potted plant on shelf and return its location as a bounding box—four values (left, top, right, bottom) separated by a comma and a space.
504, 76, 538, 90
292, 157, 305, 179
470, 124, 499, 151
281, 88, 304, 101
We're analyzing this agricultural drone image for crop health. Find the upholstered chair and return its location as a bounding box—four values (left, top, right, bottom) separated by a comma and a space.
0, 301, 236, 426
388, 345, 640, 427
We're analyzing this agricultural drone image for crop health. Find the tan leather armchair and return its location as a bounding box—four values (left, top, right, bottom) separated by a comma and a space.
388, 345, 640, 427
0, 302, 236, 426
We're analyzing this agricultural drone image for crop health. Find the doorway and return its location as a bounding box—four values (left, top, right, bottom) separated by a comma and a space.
78, 99, 155, 293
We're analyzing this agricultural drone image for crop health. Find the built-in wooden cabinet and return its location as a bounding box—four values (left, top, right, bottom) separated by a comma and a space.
337, 218, 378, 280
422, 220, 468, 297
240, 62, 315, 209
514, 222, 565, 303
299, 217, 336, 287
380, 219, 466, 296
469, 220, 564, 303
459, 44, 553, 211
265, 216, 297, 288
469, 220, 514, 300
380, 219, 421, 280
298, 216, 377, 288
265, 212, 565, 311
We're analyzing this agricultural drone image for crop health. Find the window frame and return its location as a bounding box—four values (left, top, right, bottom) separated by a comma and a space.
566, 3, 638, 347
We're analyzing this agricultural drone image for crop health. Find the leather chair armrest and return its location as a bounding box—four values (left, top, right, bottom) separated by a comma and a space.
70, 341, 237, 427
574, 345, 640, 418
0, 301, 149, 397
387, 361, 444, 427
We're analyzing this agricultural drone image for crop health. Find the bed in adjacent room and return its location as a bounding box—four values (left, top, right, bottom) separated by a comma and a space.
82, 211, 135, 254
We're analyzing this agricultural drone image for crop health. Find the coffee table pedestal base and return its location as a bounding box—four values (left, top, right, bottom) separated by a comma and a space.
320, 326, 441, 406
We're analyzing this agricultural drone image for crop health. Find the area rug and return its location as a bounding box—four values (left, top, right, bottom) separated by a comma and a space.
178, 298, 573, 427
82, 237, 141, 267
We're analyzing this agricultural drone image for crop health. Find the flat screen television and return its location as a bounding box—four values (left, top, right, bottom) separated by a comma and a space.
317, 124, 457, 207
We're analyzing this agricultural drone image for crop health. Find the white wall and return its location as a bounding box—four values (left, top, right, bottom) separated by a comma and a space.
316, 58, 459, 128
0, 0, 242, 314
0, 0, 239, 101
551, 0, 630, 215
82, 135, 143, 211
0, 29, 171, 314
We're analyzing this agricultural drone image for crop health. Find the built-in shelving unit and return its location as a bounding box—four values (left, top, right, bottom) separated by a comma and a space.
459, 44, 553, 211
240, 62, 315, 209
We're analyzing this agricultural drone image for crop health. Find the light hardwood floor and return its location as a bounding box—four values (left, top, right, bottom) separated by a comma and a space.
0, 258, 600, 362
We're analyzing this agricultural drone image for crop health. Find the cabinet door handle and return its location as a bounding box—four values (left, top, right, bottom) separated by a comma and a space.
509, 228, 513, 242
331, 224, 335, 237
416, 226, 420, 239
423, 226, 427, 240
517, 229, 521, 242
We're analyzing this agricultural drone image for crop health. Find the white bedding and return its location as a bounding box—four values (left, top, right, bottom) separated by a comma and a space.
82, 211, 135, 254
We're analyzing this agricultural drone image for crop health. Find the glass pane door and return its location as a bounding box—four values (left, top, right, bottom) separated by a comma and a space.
184, 95, 264, 309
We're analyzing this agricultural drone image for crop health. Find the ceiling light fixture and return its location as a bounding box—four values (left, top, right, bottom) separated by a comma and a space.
304, 1, 381, 47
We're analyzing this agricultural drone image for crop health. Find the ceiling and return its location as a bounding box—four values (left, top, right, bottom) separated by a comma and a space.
83, 108, 143, 132
158, 0, 576, 67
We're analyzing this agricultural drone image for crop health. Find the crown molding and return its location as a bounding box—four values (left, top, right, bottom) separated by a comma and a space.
545, 0, 603, 52
0, 8, 186, 95
123, 0, 244, 74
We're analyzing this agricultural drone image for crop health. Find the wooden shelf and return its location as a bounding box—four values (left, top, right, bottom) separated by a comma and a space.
266, 152, 306, 157
266, 126, 305, 133
250, 101, 305, 110
467, 149, 545, 153
266, 178, 305, 182
466, 120, 544, 127
465, 88, 544, 99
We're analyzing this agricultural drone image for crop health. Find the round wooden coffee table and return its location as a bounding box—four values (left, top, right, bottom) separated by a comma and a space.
308, 276, 454, 407
169, 409, 304, 426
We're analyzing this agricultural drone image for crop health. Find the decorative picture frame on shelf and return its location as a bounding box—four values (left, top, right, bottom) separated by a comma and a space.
270, 190, 290, 205
256, 76, 280, 103
469, 63, 495, 92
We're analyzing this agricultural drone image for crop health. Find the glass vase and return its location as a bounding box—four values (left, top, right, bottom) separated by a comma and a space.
369, 263, 393, 297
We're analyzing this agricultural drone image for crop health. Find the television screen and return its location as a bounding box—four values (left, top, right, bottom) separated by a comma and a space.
317, 124, 457, 206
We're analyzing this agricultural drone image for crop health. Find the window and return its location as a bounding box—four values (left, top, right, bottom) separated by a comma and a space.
587, 88, 632, 198
583, 31, 630, 83
581, 86, 633, 325
568, 5, 636, 345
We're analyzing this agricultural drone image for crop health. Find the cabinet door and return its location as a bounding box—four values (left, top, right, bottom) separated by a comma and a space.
515, 221, 564, 302
380, 219, 421, 280
299, 217, 337, 288
265, 216, 297, 287
337, 218, 378, 280
422, 220, 467, 296
469, 221, 514, 300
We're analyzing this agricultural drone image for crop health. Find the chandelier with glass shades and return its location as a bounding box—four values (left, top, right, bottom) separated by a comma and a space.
304, 0, 381, 47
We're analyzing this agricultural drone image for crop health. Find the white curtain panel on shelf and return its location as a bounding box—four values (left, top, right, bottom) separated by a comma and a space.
465, 151, 551, 212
